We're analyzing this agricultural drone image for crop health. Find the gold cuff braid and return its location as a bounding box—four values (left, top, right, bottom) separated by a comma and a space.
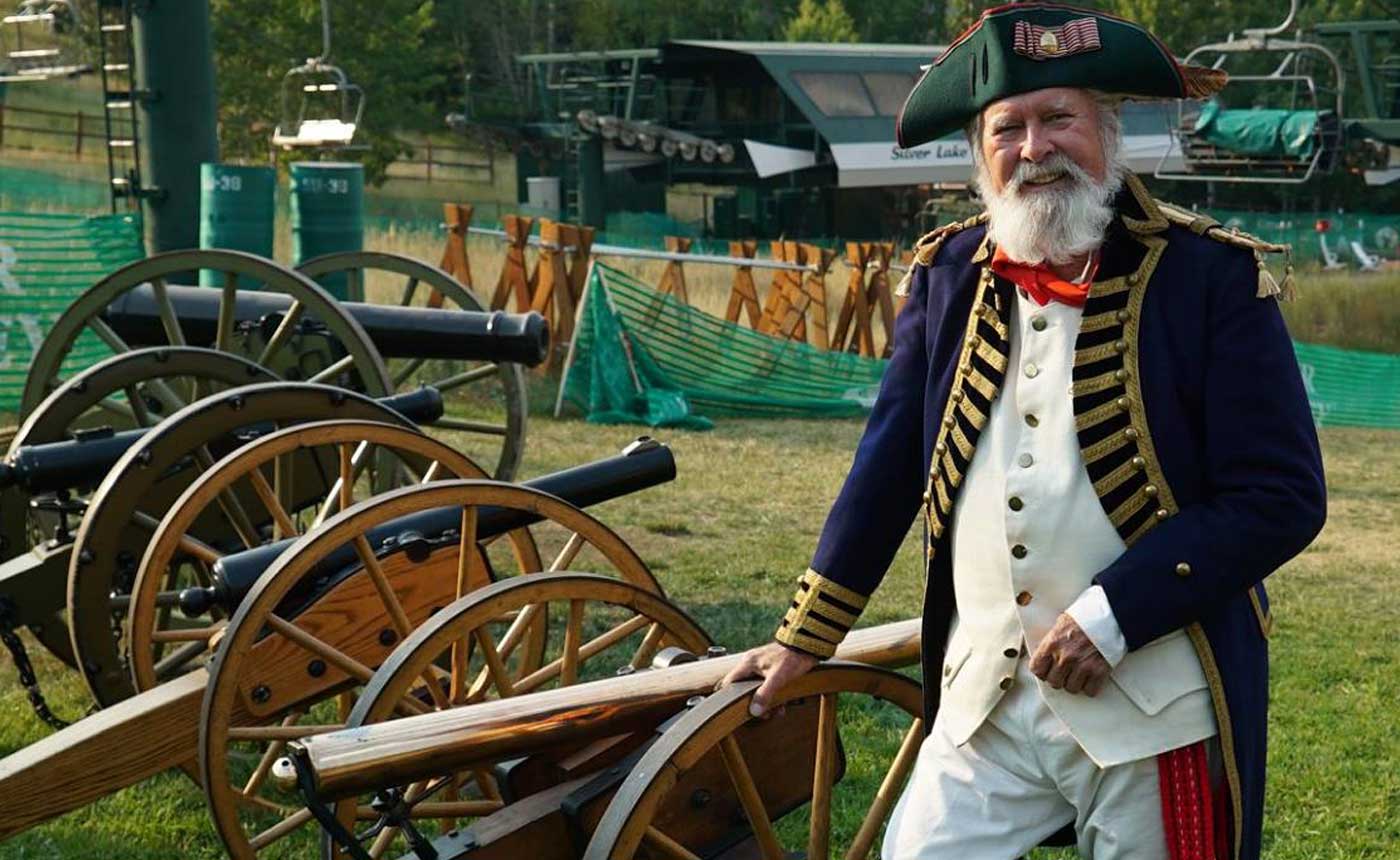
774, 569, 870, 658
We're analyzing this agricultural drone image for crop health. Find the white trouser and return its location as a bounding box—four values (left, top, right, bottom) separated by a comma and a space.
882, 658, 1190, 860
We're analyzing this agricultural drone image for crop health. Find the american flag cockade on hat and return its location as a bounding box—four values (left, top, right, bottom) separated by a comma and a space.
1012, 17, 1102, 61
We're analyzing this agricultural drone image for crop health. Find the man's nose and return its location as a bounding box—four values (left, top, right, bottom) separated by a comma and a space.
1019, 125, 1054, 163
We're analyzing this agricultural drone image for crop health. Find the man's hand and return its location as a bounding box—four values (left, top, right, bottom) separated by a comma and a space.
1028, 613, 1111, 696
718, 641, 819, 718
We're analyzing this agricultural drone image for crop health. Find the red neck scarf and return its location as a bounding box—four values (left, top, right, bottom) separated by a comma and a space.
989, 246, 1100, 308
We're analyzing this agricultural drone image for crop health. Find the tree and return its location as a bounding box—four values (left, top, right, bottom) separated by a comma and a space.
784, 0, 860, 43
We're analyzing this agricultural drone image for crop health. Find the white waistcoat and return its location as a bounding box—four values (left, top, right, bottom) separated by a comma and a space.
939, 288, 1217, 768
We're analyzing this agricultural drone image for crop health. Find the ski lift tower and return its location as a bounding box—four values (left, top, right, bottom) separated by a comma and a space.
0, 0, 217, 253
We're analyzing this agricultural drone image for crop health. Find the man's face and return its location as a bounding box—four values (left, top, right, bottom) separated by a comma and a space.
979, 87, 1107, 196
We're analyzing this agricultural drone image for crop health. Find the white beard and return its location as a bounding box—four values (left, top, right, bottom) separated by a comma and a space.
975, 153, 1123, 267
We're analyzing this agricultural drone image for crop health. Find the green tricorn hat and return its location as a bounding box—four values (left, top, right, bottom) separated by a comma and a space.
895, 2, 1227, 148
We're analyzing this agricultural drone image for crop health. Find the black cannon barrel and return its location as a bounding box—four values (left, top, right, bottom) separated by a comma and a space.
102, 284, 550, 366
0, 389, 441, 496
196, 438, 675, 617
0, 427, 148, 494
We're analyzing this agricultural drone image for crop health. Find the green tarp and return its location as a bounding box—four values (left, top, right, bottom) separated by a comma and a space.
558, 262, 887, 428
0, 212, 142, 412
1193, 101, 1321, 158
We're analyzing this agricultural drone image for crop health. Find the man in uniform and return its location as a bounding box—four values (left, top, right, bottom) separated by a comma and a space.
722, 5, 1327, 859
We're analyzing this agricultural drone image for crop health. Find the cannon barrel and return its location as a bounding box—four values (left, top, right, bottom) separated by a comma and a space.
0, 387, 443, 495
290, 618, 924, 801
101, 284, 550, 366
193, 438, 675, 616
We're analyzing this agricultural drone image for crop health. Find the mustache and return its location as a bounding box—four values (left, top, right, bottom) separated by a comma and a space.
1005, 154, 1093, 195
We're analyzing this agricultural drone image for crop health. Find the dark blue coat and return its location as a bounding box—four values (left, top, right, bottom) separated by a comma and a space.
775, 177, 1326, 860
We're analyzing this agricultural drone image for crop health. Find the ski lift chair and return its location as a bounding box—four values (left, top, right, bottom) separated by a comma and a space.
0, 0, 89, 82
271, 59, 366, 150
1155, 2, 1345, 184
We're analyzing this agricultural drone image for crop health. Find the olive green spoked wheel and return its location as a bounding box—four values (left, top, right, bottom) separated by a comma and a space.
298, 251, 528, 480
126, 419, 507, 698
582, 664, 925, 860
0, 347, 278, 666
199, 479, 663, 860
19, 249, 393, 416
323, 571, 713, 859
68, 383, 423, 710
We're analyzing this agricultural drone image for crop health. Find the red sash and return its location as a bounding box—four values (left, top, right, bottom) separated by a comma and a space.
1158, 741, 1226, 860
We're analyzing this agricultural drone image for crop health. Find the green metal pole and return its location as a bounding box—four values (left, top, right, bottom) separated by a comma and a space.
577, 136, 605, 229
132, 1, 219, 254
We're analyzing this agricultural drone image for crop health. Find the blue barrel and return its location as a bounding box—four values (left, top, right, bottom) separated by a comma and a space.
198, 163, 276, 286
289, 162, 364, 300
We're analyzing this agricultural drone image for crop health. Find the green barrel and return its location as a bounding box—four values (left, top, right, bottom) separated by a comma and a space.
289, 162, 364, 300
198, 163, 276, 286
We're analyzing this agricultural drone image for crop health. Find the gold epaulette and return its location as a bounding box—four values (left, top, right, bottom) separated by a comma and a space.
1156, 200, 1296, 300
895, 213, 989, 297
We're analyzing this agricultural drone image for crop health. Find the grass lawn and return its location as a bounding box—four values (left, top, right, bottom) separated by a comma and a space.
0, 409, 1395, 858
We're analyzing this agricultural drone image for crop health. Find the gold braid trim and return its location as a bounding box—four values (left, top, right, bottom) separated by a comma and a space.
1156, 200, 1296, 300
894, 213, 989, 297
774, 568, 871, 658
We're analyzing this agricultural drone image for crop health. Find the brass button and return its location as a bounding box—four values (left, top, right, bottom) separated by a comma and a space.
1175, 562, 1192, 577
1116, 309, 1132, 322
1024, 362, 1040, 379
1116, 396, 1131, 410
1031, 316, 1047, 332
1132, 455, 1146, 470
935, 441, 948, 455
960, 362, 973, 374
1114, 340, 1129, 353
1127, 273, 1139, 285
1115, 369, 1130, 382
999, 676, 1014, 690
1004, 647, 1019, 659
969, 335, 982, 348
1144, 484, 1159, 497
1018, 453, 1034, 468
943, 664, 954, 676
1008, 496, 1024, 512
1156, 508, 1170, 520
922, 491, 932, 505
1012, 545, 1029, 560
951, 390, 965, 403
1016, 590, 1032, 605
1124, 428, 1140, 440
1024, 413, 1039, 428
944, 416, 956, 429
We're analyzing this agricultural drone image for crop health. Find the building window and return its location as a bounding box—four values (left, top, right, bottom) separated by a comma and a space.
791, 71, 876, 117
861, 72, 917, 116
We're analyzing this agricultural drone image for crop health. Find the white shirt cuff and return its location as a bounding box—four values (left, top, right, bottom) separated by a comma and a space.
1065, 585, 1127, 668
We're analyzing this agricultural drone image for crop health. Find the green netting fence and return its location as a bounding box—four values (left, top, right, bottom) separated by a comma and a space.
561, 263, 1400, 431
1293, 342, 1400, 429
0, 211, 143, 412
557, 262, 887, 428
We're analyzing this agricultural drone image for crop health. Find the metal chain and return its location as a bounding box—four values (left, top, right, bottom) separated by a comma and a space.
0, 603, 74, 731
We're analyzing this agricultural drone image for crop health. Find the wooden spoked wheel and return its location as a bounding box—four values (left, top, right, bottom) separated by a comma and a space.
325, 571, 714, 860
582, 663, 926, 860
68, 383, 423, 710
199, 479, 663, 860
297, 251, 529, 480
0, 347, 277, 666
18, 248, 393, 416
126, 419, 502, 698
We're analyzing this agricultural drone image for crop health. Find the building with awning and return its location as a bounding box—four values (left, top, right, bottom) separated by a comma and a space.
504, 39, 1181, 238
